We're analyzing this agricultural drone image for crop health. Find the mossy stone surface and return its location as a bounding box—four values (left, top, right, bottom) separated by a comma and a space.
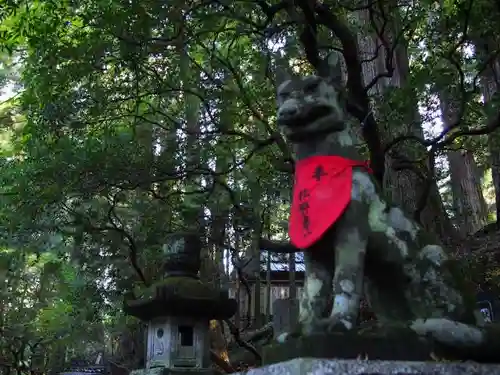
124, 276, 237, 321
262, 325, 436, 365
434, 322, 500, 363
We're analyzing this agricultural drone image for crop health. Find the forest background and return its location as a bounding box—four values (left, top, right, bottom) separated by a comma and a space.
1, 0, 500, 373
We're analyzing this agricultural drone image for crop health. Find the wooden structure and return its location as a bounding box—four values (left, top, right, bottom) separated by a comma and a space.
228, 270, 305, 318
227, 252, 305, 327
227, 251, 498, 329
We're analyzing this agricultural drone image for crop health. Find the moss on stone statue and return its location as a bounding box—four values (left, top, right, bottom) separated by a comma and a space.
124, 276, 237, 321
445, 258, 478, 322
425, 321, 500, 363
131, 276, 224, 301
156, 276, 224, 300
403, 223, 477, 324
415, 227, 478, 322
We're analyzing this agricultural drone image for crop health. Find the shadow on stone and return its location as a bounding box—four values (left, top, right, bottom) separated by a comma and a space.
263, 325, 437, 365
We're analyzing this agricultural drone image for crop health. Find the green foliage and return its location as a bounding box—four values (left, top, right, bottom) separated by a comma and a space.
0, 0, 499, 371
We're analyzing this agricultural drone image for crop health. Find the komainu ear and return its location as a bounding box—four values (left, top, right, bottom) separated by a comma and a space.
317, 51, 344, 86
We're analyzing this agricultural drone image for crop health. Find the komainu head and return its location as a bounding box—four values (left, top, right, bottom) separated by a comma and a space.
276, 52, 346, 142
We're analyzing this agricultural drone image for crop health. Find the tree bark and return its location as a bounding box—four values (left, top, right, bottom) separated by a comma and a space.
447, 150, 488, 235
476, 38, 500, 223
355, 1, 455, 241
438, 80, 488, 236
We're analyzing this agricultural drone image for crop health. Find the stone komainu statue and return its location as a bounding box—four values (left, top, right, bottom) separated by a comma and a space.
275, 52, 498, 362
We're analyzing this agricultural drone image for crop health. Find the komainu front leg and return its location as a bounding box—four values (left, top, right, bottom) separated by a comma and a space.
298, 245, 336, 335
327, 202, 370, 331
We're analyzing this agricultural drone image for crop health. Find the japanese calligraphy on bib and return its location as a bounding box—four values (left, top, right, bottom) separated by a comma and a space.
289, 155, 372, 249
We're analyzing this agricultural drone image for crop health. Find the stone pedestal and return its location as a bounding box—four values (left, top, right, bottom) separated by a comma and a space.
263, 328, 435, 365
129, 365, 212, 375
234, 358, 500, 375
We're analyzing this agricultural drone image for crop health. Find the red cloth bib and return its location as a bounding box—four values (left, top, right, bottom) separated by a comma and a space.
289, 155, 372, 249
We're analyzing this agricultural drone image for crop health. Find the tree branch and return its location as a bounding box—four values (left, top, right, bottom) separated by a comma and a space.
314, 2, 385, 184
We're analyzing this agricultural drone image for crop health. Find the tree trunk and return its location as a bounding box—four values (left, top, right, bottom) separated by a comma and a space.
476, 37, 500, 222
175, 7, 206, 254
250, 184, 263, 328
447, 150, 488, 235
438, 82, 488, 236
265, 251, 271, 318
355, 1, 455, 241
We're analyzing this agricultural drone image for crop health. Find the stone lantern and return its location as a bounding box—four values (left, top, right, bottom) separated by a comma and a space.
124, 233, 237, 375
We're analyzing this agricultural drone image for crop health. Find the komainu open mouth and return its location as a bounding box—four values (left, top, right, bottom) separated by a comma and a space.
280, 104, 333, 128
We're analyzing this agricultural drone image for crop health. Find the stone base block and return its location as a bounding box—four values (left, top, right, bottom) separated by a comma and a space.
235, 358, 500, 375
263, 330, 434, 365
130, 367, 212, 375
